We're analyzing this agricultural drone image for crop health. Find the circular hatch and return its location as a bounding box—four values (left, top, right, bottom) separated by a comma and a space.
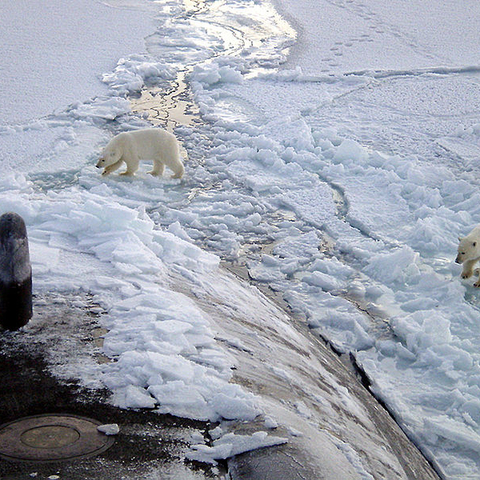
0, 414, 115, 462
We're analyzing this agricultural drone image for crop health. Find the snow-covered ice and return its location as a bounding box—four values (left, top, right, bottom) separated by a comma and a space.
2, 0, 480, 477
97, 423, 120, 436
187, 431, 287, 465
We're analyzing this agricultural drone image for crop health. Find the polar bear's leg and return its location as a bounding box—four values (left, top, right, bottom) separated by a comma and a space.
461, 260, 477, 279
148, 160, 165, 177
167, 153, 185, 179
102, 160, 123, 176
472, 267, 480, 287
161, 135, 185, 179
170, 161, 185, 179
120, 155, 139, 176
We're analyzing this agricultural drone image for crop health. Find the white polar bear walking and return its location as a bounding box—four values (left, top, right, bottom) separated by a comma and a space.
456, 225, 480, 287
96, 128, 185, 179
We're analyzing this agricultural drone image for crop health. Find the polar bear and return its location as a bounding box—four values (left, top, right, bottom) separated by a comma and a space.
456, 225, 480, 286
96, 128, 185, 179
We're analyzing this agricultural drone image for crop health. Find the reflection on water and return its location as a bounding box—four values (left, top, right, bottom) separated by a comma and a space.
131, 70, 199, 132
131, 0, 295, 131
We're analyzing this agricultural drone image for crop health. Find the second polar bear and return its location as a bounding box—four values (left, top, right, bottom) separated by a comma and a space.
456, 225, 480, 286
96, 128, 185, 179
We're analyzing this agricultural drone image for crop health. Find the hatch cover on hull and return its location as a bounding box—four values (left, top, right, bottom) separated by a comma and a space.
0, 414, 115, 462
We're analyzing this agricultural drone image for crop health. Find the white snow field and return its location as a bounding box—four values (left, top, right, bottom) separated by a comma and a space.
1, 0, 480, 477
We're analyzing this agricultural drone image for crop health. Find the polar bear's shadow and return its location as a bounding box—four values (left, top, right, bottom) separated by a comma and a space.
104, 169, 184, 189
98, 167, 187, 206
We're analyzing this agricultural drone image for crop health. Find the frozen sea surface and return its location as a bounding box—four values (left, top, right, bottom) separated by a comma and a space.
1, 0, 480, 478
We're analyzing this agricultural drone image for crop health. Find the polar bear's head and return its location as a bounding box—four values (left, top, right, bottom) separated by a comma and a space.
96, 141, 122, 169
456, 236, 480, 264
